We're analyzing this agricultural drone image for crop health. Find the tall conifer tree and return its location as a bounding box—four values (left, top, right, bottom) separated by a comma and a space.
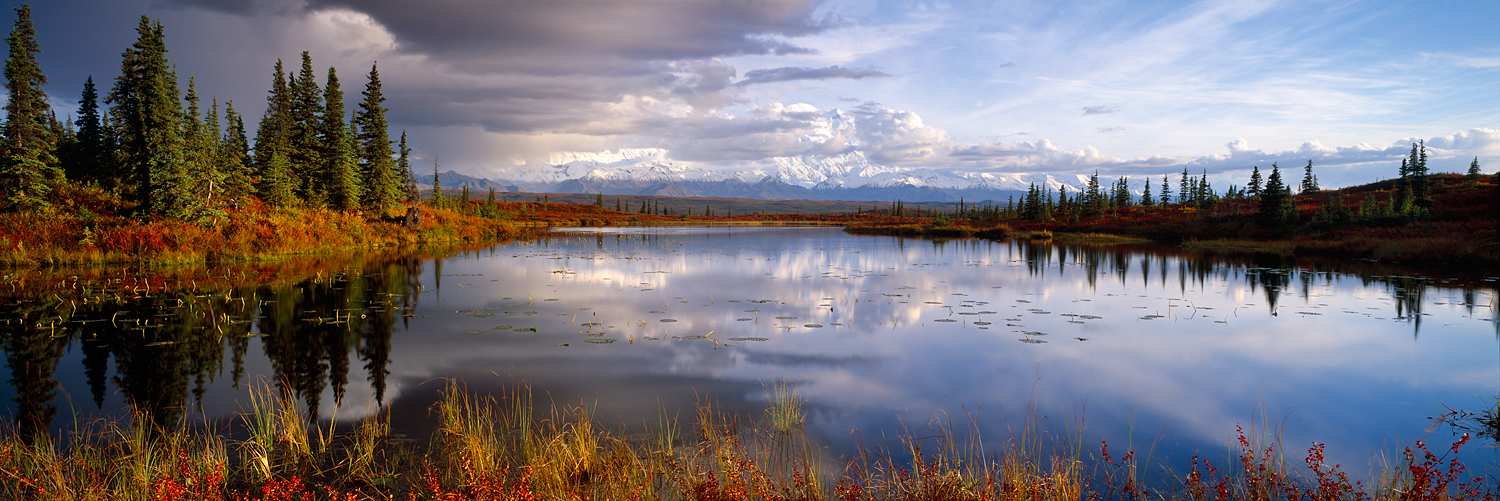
259, 148, 294, 208
322, 67, 361, 210
181, 78, 222, 214
398, 130, 417, 203
72, 75, 107, 183
254, 59, 291, 201
1247, 165, 1262, 198
108, 16, 186, 217
356, 62, 400, 212
1258, 163, 1295, 229
430, 155, 443, 207
0, 4, 59, 210
1299, 160, 1318, 194
220, 100, 253, 203
289, 51, 323, 200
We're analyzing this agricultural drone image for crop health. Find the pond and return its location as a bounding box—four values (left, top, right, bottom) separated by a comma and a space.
2, 226, 1496, 482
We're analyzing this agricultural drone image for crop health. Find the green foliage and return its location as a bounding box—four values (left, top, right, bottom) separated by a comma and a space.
221, 100, 254, 204
328, 112, 362, 211
1083, 172, 1103, 217
1257, 163, 1295, 229
178, 78, 226, 222
430, 156, 443, 209
398, 130, 417, 203
322, 67, 361, 211
259, 148, 295, 208
109, 16, 187, 218
1247, 165, 1262, 198
1110, 176, 1132, 209
1299, 160, 1319, 194
1307, 193, 1352, 230
1, 3, 60, 211
356, 62, 401, 213
288, 51, 324, 200
1467, 156, 1481, 185
254, 59, 292, 189
1158, 174, 1171, 204
68, 75, 108, 183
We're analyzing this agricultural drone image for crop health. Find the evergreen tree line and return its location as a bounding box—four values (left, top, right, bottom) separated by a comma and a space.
0, 6, 417, 219
905, 147, 1490, 230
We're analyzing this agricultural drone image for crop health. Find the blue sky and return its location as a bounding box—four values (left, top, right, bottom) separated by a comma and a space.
8, 0, 1499, 188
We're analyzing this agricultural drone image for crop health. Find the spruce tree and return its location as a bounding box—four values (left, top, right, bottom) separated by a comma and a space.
1247, 165, 1262, 198
254, 60, 291, 198
202, 97, 225, 208
1159, 174, 1171, 204
430, 155, 442, 208
259, 148, 295, 208
1299, 160, 1318, 194
1083, 171, 1103, 217
108, 16, 186, 217
1468, 157, 1482, 185
220, 100, 253, 203
180, 78, 222, 215
322, 67, 361, 210
288, 51, 323, 200
356, 62, 400, 213
72, 75, 107, 184
1140, 177, 1154, 206
327, 111, 362, 211
398, 130, 417, 203
1413, 141, 1429, 200
1179, 168, 1191, 206
1258, 163, 1295, 229
0, 4, 59, 210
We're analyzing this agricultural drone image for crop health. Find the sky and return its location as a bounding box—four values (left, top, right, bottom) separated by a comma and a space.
8, 0, 1499, 189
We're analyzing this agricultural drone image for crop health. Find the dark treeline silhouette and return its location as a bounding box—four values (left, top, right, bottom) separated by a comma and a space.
995, 238, 1494, 336
0, 4, 416, 219
0, 254, 423, 438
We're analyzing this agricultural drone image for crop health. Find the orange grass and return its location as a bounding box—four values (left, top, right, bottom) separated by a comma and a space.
0, 381, 1489, 501
0, 187, 519, 266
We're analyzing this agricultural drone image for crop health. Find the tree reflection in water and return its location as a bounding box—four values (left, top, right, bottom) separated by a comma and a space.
0, 251, 425, 437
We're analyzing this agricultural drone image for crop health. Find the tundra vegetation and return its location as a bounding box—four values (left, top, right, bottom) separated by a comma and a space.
0, 5, 1495, 500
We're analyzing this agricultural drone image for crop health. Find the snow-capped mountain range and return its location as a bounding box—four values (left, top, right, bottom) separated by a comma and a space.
419, 109, 1091, 202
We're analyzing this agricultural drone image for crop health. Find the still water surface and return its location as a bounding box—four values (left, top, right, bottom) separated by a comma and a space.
3, 226, 1497, 478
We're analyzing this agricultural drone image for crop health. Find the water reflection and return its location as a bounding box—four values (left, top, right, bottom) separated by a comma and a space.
0, 253, 424, 437
1, 228, 1496, 478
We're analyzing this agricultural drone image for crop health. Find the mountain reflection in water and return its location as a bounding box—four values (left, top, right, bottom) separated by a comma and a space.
1, 227, 1495, 478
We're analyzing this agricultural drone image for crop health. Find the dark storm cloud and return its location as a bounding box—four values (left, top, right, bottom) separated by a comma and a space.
146, 0, 847, 163
159, 0, 305, 16
737, 64, 889, 86
300, 0, 832, 72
